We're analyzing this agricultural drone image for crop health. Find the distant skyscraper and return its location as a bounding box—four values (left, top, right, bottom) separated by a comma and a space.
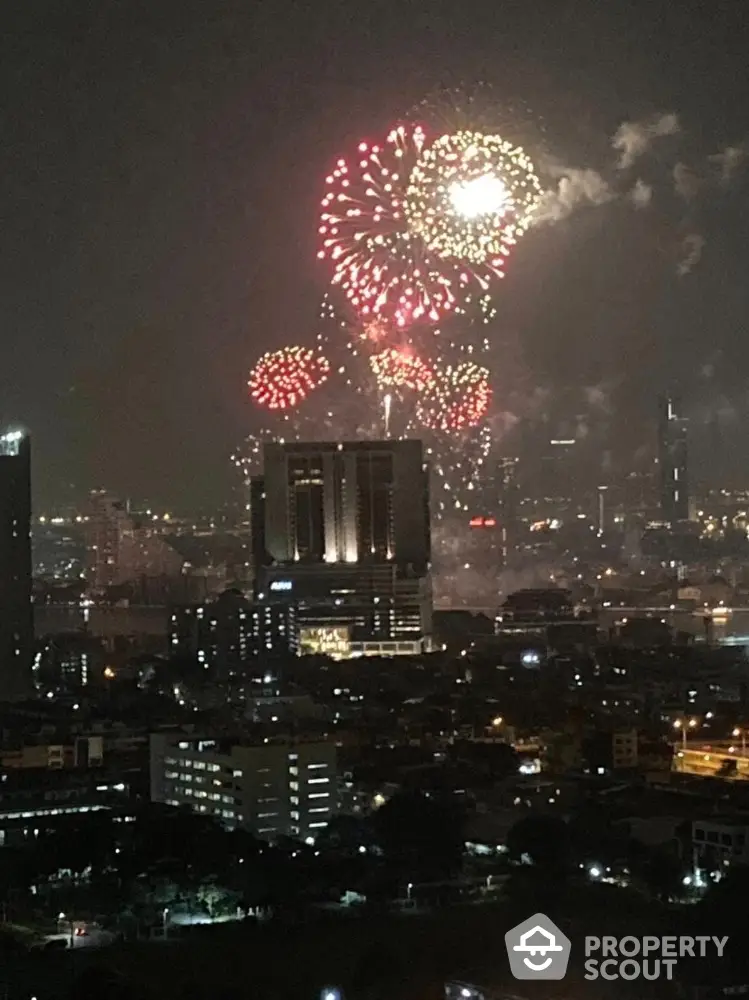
255, 440, 432, 655
84, 490, 183, 591
0, 430, 32, 700
657, 395, 690, 523
496, 457, 520, 566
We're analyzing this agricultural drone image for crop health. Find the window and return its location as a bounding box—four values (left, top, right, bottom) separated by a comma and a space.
308, 763, 328, 770
309, 792, 329, 800
193, 761, 206, 771
308, 777, 329, 785
309, 807, 329, 814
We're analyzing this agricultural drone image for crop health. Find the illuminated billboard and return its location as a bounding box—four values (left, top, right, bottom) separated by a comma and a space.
299, 626, 352, 659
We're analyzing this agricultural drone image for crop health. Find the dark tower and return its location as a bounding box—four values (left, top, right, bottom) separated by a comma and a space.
0, 430, 32, 700
657, 395, 689, 523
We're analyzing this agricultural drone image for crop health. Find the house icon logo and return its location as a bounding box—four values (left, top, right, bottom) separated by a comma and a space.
505, 913, 571, 980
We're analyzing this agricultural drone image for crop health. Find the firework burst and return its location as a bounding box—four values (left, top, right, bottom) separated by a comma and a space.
416, 361, 492, 432
318, 123, 464, 328
405, 130, 542, 274
248, 346, 330, 411
369, 347, 435, 392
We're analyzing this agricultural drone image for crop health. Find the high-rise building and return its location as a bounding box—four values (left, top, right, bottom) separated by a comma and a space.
150, 733, 337, 841
657, 395, 690, 523
0, 430, 32, 700
254, 440, 432, 655
261, 440, 429, 567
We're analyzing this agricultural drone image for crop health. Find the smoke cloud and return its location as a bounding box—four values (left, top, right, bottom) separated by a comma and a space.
533, 167, 613, 223
612, 112, 680, 169
676, 233, 705, 276
630, 178, 653, 208
673, 162, 701, 201
710, 145, 747, 184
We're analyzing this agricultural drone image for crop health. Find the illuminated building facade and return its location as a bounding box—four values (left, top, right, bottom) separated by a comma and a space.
657, 394, 690, 523
150, 733, 337, 841
0, 430, 32, 700
261, 440, 429, 567
254, 440, 432, 652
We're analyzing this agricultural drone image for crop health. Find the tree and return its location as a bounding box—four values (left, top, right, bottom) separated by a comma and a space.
372, 790, 466, 878
506, 815, 570, 873
636, 847, 685, 902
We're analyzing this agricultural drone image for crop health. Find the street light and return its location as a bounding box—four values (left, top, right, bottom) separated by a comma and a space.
406, 882, 413, 901
673, 718, 698, 749
733, 728, 747, 756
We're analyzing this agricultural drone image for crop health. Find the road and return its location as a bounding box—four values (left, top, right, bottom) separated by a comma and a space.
674, 740, 749, 780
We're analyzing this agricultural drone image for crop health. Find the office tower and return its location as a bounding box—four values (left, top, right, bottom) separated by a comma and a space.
540, 438, 576, 504
657, 395, 689, 523
0, 430, 32, 700
262, 440, 429, 568
170, 590, 297, 678
255, 440, 432, 656
249, 475, 269, 575
150, 733, 337, 841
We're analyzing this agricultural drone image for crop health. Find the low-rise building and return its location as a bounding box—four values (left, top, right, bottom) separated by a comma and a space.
150, 733, 337, 842
692, 816, 749, 869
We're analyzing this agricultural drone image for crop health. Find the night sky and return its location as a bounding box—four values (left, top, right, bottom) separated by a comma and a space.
3, 0, 749, 508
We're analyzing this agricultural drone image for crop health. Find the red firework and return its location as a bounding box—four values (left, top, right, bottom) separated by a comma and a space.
248, 346, 330, 411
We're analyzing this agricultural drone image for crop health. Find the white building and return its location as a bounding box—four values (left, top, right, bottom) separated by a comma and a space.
150, 733, 337, 842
